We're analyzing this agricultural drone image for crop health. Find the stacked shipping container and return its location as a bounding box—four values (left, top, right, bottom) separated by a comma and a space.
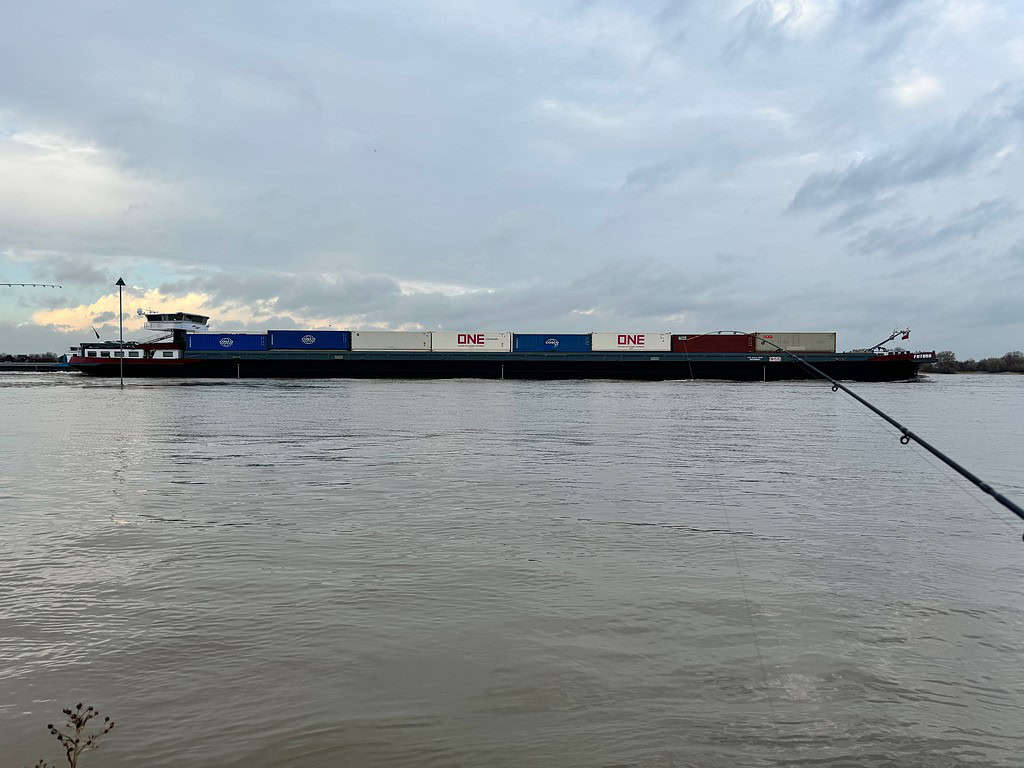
513, 334, 592, 352
185, 330, 839, 355
267, 330, 351, 350
351, 331, 432, 351
754, 332, 836, 353
591, 332, 671, 352
187, 334, 267, 351
671, 334, 755, 353
432, 332, 511, 352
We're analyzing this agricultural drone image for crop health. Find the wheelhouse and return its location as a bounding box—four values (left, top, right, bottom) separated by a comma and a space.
142, 311, 210, 332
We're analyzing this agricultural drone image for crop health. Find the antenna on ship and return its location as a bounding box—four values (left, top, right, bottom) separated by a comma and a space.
752, 332, 1024, 536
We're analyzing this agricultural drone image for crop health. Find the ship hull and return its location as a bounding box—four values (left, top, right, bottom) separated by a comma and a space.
69, 351, 931, 381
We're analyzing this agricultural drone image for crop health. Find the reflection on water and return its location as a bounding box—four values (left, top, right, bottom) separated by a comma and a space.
1, 373, 1022, 767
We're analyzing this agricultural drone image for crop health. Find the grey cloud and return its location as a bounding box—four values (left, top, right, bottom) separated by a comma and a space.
2, 1, 1024, 357
34, 256, 111, 286
839, 0, 919, 25
623, 161, 680, 192
151, 260, 743, 334
722, 1, 780, 61
848, 198, 1017, 258
653, 0, 693, 26
791, 85, 1024, 211
818, 196, 900, 233
726, 0, 923, 67
91, 311, 116, 323
722, 0, 918, 62
178, 271, 404, 318
0, 322, 85, 355
714, 252, 744, 265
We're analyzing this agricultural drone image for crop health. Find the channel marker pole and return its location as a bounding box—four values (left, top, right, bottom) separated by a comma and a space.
116, 277, 125, 388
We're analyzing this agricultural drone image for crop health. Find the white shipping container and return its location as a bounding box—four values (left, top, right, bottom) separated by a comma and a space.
591, 332, 671, 352
431, 331, 511, 352
350, 331, 432, 351
754, 332, 836, 353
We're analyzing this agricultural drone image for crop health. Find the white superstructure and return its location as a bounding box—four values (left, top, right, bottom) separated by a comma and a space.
140, 310, 210, 333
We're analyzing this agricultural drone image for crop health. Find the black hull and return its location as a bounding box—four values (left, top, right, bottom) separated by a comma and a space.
71, 354, 926, 382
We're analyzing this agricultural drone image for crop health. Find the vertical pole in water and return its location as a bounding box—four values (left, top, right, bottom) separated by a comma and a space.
115, 277, 126, 389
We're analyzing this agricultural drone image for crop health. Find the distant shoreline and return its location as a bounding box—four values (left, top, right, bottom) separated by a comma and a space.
925, 370, 1024, 375
921, 350, 1023, 375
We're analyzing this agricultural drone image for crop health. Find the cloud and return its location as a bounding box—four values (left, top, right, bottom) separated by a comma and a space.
888, 71, 942, 106
623, 160, 680, 192
847, 198, 1017, 257
535, 99, 625, 131
36, 254, 112, 287
0, 131, 181, 250
724, 0, 840, 59
32, 288, 221, 333
818, 195, 900, 233
790, 84, 1024, 211
2, 0, 1024, 357
838, 0, 918, 25
24, 259, 751, 342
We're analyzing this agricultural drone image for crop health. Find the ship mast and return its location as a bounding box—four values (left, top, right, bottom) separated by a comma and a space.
870, 328, 911, 351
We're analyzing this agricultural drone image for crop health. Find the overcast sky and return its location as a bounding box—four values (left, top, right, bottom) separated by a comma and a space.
1, 0, 1022, 356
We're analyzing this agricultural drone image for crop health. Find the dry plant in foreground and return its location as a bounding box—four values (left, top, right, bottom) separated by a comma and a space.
28, 702, 116, 768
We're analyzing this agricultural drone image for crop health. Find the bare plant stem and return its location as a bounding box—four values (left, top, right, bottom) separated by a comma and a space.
31, 702, 116, 768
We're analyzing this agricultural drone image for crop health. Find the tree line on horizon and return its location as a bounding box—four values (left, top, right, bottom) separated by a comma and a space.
1, 352, 60, 362
923, 350, 1024, 374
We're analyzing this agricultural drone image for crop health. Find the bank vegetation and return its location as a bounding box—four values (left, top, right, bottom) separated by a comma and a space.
922, 350, 1024, 374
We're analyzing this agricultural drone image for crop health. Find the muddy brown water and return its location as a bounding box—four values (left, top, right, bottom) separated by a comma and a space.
2, 373, 1022, 767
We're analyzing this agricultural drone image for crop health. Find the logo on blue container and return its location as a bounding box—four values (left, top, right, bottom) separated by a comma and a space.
301, 335, 316, 345
545, 338, 559, 349
219, 337, 234, 348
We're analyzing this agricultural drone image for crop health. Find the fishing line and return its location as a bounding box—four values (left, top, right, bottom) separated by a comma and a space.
716, 484, 781, 731
743, 333, 1024, 537
838, 387, 998, 716
677, 335, 696, 381
691, 398, 780, 736
855, 395, 1019, 539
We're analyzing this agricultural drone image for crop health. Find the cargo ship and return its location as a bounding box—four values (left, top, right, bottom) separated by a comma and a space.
67, 311, 935, 381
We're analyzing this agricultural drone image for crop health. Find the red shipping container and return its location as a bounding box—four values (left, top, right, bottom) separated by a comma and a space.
671, 333, 755, 353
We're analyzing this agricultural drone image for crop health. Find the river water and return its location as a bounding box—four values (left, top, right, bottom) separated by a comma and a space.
1, 373, 1022, 767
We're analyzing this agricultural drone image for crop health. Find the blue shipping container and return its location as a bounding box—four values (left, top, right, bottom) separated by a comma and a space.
267, 330, 351, 350
187, 333, 267, 351
513, 334, 592, 353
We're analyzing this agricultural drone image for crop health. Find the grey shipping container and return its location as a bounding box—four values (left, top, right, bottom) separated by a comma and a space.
350, 331, 432, 351
754, 332, 836, 353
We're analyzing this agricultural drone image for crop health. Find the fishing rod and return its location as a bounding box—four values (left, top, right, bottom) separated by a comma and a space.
750, 333, 1024, 534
